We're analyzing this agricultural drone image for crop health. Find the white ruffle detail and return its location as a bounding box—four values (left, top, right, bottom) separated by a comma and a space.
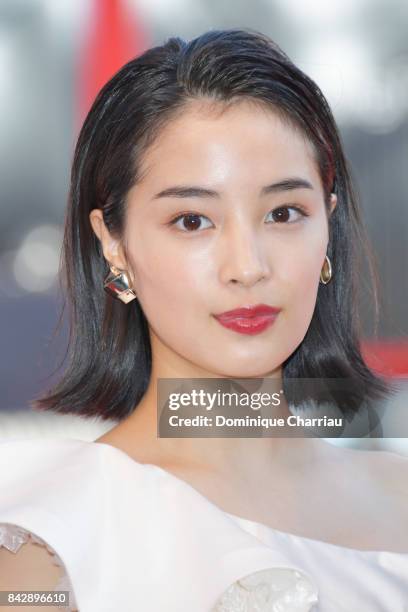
213, 567, 319, 611
0, 523, 78, 611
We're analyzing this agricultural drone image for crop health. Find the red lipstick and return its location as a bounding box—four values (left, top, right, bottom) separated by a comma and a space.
213, 304, 281, 335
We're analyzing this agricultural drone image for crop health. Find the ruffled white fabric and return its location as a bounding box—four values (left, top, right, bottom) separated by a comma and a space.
213, 567, 318, 611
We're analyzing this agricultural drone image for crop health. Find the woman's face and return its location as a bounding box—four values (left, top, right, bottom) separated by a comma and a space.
94, 100, 336, 378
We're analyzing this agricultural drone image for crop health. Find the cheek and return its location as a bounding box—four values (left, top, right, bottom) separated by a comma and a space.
127, 236, 210, 325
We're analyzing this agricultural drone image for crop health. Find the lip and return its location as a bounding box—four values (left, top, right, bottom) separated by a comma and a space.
213, 303, 281, 336
214, 303, 281, 319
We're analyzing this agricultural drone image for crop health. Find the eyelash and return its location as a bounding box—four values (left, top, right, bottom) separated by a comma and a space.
167, 205, 309, 232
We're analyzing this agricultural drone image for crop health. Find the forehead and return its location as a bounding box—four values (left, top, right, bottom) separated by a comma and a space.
137, 99, 321, 192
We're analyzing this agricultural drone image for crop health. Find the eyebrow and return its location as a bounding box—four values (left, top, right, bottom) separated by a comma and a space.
151, 177, 314, 200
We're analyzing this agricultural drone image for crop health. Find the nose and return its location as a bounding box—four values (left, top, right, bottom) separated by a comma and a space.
218, 223, 270, 288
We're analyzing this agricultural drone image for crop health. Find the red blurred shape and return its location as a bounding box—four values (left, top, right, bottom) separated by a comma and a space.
361, 340, 408, 378
76, 0, 148, 127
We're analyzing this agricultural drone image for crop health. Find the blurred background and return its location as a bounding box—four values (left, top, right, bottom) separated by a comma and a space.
0, 0, 407, 454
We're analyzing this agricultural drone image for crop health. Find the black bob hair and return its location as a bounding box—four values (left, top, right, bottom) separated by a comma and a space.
32, 27, 392, 423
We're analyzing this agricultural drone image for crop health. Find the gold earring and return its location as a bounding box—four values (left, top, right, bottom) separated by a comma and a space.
103, 265, 137, 303
319, 255, 332, 285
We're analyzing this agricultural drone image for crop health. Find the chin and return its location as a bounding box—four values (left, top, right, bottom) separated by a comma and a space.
213, 363, 279, 379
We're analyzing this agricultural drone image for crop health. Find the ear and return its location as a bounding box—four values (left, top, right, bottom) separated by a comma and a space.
89, 209, 128, 271
329, 193, 337, 215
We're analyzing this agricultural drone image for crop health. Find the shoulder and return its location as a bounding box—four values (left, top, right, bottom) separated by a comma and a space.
0, 437, 99, 476
322, 439, 408, 472
363, 448, 408, 497
318, 441, 408, 506
0, 438, 106, 512
338, 445, 408, 514
351, 445, 408, 480
0, 437, 183, 539
319, 443, 408, 550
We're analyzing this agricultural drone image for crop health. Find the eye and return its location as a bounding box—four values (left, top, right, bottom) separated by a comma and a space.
265, 205, 308, 224
168, 212, 213, 232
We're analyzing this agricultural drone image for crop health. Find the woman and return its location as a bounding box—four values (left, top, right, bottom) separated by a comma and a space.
1, 28, 407, 612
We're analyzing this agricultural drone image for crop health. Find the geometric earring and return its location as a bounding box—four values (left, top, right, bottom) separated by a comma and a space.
103, 265, 138, 303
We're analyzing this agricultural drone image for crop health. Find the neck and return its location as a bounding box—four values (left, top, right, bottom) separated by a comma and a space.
100, 347, 329, 483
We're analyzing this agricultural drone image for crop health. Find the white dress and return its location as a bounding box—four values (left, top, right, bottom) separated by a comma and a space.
0, 437, 407, 612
